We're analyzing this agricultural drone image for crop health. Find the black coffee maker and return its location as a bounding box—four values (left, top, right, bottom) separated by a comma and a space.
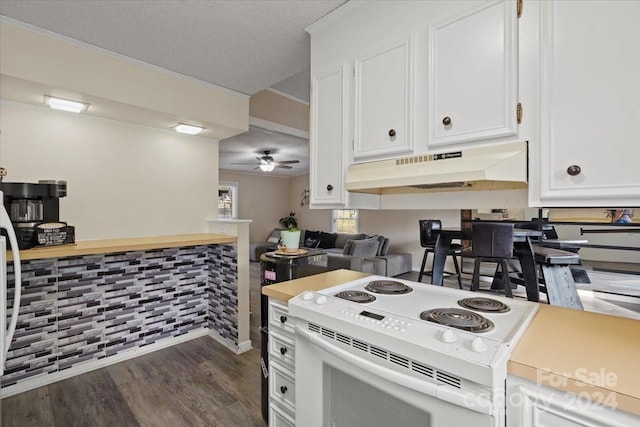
2, 180, 75, 249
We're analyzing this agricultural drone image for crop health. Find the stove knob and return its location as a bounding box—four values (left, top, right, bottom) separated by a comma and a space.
315, 295, 328, 305
471, 337, 488, 353
440, 329, 458, 343
302, 292, 314, 301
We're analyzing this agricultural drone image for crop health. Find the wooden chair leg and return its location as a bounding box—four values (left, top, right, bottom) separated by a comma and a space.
501, 260, 513, 298
418, 249, 429, 282
452, 254, 463, 289
471, 259, 481, 291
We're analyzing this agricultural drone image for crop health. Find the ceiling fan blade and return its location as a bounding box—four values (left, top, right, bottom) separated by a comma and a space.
275, 164, 293, 169
231, 162, 260, 165
275, 160, 300, 164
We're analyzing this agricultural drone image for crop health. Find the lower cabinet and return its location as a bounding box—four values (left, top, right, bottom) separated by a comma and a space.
506, 376, 639, 427
268, 299, 296, 426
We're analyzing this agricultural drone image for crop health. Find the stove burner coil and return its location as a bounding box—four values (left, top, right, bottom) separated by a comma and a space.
334, 290, 376, 304
458, 297, 510, 313
364, 280, 413, 295
420, 308, 494, 333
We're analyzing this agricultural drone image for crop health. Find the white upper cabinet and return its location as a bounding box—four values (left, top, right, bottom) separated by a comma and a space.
428, 0, 519, 148
354, 37, 414, 160
309, 65, 349, 206
531, 0, 640, 207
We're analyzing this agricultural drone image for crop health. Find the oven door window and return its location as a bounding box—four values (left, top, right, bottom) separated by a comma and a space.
325, 365, 430, 427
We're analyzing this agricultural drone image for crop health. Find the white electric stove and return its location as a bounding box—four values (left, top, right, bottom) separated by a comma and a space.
289, 276, 540, 427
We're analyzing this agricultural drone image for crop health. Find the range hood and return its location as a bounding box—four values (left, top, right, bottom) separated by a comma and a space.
345, 141, 528, 194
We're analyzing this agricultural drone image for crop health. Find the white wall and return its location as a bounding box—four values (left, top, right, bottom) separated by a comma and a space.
219, 170, 290, 241
360, 209, 461, 271
289, 173, 333, 232
0, 102, 219, 240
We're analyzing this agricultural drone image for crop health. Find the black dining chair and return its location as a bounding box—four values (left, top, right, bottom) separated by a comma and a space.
417, 220, 463, 288
470, 222, 516, 298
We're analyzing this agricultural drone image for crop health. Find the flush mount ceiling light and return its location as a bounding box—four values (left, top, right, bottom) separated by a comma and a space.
259, 161, 275, 172
44, 95, 89, 113
174, 123, 205, 135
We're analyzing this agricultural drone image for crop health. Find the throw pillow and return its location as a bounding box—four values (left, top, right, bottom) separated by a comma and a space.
267, 236, 280, 244
379, 238, 390, 256
304, 230, 320, 242
348, 239, 380, 258
342, 239, 354, 255
304, 238, 320, 248
318, 231, 338, 249
269, 229, 283, 239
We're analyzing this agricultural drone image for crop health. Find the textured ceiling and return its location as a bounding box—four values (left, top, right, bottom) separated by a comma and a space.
0, 0, 344, 97
0, 0, 344, 176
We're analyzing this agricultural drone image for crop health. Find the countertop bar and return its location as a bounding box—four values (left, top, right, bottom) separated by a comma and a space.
8, 233, 237, 261
262, 271, 640, 416
508, 304, 640, 416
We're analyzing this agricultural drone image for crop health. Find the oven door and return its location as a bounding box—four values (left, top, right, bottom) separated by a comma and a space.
295, 325, 500, 427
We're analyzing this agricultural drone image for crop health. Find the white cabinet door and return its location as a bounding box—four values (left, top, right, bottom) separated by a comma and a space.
310, 65, 349, 206
507, 376, 639, 427
534, 0, 640, 206
354, 37, 414, 160
428, 0, 518, 147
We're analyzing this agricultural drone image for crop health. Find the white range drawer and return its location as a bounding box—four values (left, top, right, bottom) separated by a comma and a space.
270, 360, 295, 413
269, 400, 295, 427
269, 299, 295, 337
269, 330, 295, 371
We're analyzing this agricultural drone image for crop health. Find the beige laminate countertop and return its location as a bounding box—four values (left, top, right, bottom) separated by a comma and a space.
8, 233, 237, 261
509, 304, 640, 416
263, 271, 640, 416
262, 269, 371, 302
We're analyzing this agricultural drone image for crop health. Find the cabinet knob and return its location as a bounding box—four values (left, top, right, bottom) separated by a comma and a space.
442, 116, 452, 126
280, 347, 287, 355
280, 385, 288, 394
567, 165, 582, 176
388, 129, 396, 137
326, 184, 333, 191
279, 315, 287, 324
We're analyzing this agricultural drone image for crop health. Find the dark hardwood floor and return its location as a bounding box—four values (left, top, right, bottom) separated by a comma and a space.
1, 263, 267, 427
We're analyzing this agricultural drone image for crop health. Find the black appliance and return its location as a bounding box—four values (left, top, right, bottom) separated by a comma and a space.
260, 249, 328, 422
1, 180, 75, 249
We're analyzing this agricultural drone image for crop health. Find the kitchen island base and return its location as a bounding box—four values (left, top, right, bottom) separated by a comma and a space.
1, 239, 246, 398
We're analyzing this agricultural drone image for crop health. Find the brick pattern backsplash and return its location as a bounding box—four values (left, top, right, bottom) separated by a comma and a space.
207, 245, 238, 342
2, 244, 237, 389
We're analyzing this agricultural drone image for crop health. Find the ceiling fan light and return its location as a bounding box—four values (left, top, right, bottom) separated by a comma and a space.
174, 123, 204, 135
259, 162, 275, 172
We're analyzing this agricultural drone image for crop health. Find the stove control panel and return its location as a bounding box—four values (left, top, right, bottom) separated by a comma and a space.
339, 309, 410, 332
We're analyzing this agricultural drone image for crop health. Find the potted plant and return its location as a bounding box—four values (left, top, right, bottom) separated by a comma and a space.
279, 211, 301, 251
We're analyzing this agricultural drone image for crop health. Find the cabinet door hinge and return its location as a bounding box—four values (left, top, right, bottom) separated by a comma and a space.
517, 103, 523, 124
517, 0, 523, 18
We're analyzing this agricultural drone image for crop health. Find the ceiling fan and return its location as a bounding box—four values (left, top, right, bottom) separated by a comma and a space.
232, 150, 300, 172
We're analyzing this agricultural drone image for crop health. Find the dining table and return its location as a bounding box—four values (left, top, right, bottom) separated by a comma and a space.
431, 227, 543, 302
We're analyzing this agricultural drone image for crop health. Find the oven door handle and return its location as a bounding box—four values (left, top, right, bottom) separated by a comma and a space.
297, 326, 494, 416
297, 325, 439, 396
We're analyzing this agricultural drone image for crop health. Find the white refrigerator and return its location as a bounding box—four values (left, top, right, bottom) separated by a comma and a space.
0, 189, 23, 405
